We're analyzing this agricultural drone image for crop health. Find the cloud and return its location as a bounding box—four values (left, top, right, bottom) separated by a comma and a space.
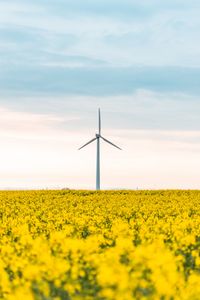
0, 105, 82, 189
0, 0, 200, 106
0, 1, 200, 189
0, 0, 200, 69
1, 90, 200, 132
0, 105, 78, 140
1, 65, 200, 97
0, 104, 200, 189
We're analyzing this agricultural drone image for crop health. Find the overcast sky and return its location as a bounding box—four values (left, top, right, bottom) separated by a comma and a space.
0, 0, 200, 189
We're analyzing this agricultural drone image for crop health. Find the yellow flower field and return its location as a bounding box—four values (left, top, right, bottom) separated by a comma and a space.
0, 190, 200, 299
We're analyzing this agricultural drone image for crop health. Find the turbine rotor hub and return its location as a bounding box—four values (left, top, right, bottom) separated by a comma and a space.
96, 134, 100, 138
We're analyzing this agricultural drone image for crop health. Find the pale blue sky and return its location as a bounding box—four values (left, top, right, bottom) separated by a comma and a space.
0, 1, 200, 189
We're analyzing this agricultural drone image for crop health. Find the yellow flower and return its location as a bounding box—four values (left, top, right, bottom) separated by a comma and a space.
0, 190, 200, 299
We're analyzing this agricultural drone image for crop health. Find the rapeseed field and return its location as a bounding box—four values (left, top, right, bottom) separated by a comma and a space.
0, 190, 200, 300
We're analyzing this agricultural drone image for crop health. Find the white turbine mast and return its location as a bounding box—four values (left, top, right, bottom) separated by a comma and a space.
78, 108, 122, 190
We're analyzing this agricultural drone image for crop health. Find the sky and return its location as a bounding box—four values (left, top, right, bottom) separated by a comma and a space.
0, 0, 200, 189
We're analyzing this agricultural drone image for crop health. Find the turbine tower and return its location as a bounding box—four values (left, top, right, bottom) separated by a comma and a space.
78, 109, 122, 190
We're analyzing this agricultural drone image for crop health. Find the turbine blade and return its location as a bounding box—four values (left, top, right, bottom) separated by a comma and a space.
78, 137, 97, 150
98, 108, 101, 135
100, 135, 122, 150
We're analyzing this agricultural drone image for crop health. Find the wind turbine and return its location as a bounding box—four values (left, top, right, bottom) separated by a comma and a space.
78, 109, 122, 190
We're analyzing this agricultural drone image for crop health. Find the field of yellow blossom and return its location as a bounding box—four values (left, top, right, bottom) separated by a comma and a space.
1, 190, 200, 299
